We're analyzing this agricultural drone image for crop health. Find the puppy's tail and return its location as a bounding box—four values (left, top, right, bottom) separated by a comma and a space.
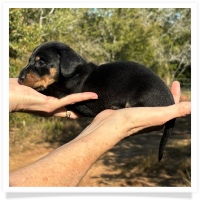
158, 118, 176, 161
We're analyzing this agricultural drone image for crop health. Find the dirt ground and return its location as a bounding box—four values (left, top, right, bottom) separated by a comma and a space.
9, 114, 191, 187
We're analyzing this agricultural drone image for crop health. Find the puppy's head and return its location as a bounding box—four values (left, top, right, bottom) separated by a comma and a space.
18, 41, 86, 91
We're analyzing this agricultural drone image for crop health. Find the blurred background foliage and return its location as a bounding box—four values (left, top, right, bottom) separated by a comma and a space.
9, 8, 191, 146
9, 8, 191, 85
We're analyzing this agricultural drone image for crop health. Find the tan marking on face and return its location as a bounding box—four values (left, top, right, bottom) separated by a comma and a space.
22, 72, 42, 88
35, 56, 40, 61
49, 68, 57, 77
22, 68, 58, 91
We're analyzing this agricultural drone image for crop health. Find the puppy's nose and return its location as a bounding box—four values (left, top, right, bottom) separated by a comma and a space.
19, 75, 25, 81
18, 73, 26, 84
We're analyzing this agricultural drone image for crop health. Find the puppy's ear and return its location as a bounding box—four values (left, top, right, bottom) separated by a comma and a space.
59, 49, 86, 78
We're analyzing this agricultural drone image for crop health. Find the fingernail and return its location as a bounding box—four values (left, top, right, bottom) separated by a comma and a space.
91, 94, 98, 99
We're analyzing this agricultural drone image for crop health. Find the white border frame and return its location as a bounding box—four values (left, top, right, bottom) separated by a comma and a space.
1, 0, 198, 196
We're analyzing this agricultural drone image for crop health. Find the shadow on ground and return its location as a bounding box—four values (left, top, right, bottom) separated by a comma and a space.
78, 115, 191, 186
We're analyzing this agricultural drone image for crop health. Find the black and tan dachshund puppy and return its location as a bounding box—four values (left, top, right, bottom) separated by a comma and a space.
18, 41, 176, 161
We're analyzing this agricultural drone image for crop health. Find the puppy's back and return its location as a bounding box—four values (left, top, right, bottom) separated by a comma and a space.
83, 61, 174, 109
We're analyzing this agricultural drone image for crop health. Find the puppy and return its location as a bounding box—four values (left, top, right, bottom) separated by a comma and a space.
18, 41, 176, 161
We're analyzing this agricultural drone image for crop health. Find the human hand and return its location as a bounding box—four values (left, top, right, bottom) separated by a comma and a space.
9, 78, 98, 118
77, 81, 190, 140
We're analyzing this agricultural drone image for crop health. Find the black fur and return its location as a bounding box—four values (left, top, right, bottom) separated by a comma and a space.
18, 41, 176, 161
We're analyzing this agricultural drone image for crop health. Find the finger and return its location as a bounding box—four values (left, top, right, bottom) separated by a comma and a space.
156, 102, 191, 122
46, 92, 98, 114
54, 111, 80, 119
53, 107, 80, 119
170, 81, 181, 103
57, 92, 98, 108
65, 92, 98, 104
124, 101, 191, 136
48, 92, 97, 117
174, 101, 191, 117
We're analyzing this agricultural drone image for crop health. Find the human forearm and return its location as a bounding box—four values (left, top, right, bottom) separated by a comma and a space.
9, 114, 122, 186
